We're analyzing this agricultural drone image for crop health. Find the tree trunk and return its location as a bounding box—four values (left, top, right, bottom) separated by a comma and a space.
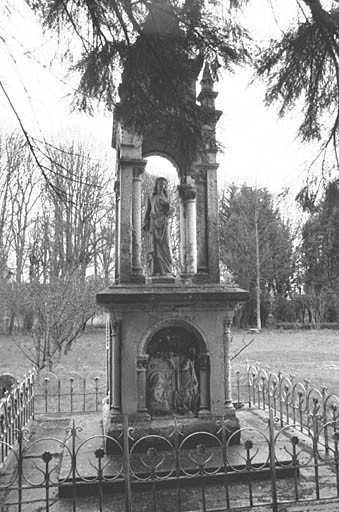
255, 205, 261, 330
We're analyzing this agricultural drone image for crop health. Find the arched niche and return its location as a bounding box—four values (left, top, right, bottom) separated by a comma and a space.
143, 151, 181, 178
142, 125, 188, 179
143, 155, 197, 277
142, 323, 210, 418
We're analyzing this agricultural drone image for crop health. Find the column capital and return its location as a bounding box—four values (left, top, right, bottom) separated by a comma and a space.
109, 315, 122, 332
178, 183, 196, 202
199, 353, 210, 371
194, 163, 219, 173
224, 310, 234, 331
133, 165, 146, 179
137, 354, 149, 370
119, 157, 147, 170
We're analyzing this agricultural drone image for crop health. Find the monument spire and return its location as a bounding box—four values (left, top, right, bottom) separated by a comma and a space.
198, 62, 219, 112
143, 0, 179, 35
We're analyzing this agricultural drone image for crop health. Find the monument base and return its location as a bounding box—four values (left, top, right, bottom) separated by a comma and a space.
97, 283, 248, 454
103, 409, 240, 454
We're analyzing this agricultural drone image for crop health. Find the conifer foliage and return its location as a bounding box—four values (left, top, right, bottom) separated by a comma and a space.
27, 0, 250, 159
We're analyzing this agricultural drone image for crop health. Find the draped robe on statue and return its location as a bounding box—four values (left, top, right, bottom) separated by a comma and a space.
144, 189, 172, 276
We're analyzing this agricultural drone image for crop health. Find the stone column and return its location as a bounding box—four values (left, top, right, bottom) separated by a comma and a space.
206, 164, 220, 282
178, 192, 186, 272
132, 165, 146, 281
195, 168, 208, 279
106, 317, 112, 400
119, 160, 133, 282
178, 183, 197, 276
198, 353, 210, 417
117, 128, 146, 283
223, 310, 234, 409
114, 180, 120, 283
137, 355, 150, 419
110, 316, 122, 417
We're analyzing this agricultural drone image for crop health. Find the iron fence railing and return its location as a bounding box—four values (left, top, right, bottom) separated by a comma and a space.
2, 411, 339, 511
0, 371, 35, 467
33, 368, 106, 415
0, 367, 106, 468
234, 363, 339, 455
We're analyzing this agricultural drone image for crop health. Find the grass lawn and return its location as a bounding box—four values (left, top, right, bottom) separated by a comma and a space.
0, 328, 107, 378
1, 327, 339, 395
231, 328, 339, 394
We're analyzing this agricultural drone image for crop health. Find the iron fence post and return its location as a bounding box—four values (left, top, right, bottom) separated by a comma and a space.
71, 420, 77, 512
17, 427, 23, 512
321, 386, 329, 454
95, 447, 105, 512
42, 450, 52, 512
123, 415, 132, 512
291, 435, 299, 501
333, 431, 339, 497
221, 416, 230, 509
268, 408, 278, 512
173, 417, 182, 512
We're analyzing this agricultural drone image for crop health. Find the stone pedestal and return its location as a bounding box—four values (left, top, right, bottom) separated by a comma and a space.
97, 283, 247, 446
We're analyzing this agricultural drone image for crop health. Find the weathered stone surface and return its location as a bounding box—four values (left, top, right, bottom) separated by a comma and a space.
98, 284, 248, 432
97, 283, 248, 309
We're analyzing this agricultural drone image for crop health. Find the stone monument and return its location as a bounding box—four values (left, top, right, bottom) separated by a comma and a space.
96, 0, 248, 443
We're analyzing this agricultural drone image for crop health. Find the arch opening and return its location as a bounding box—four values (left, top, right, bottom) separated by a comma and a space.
145, 325, 208, 418
144, 155, 179, 184
142, 156, 180, 276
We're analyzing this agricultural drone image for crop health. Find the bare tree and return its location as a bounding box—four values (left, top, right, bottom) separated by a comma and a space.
18, 273, 98, 370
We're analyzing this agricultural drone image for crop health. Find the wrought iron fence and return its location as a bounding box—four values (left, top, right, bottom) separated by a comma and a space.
2, 411, 339, 511
33, 368, 106, 415
0, 371, 35, 467
0, 367, 106, 469
234, 363, 339, 455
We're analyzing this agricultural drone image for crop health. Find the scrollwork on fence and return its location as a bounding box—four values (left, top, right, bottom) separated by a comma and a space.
34, 368, 106, 414
0, 370, 35, 466
244, 363, 339, 454
3, 414, 339, 511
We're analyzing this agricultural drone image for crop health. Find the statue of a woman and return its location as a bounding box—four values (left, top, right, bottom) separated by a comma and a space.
143, 177, 173, 276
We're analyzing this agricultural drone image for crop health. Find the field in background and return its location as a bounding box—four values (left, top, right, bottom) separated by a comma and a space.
232, 328, 339, 394
0, 328, 106, 377
1, 327, 339, 395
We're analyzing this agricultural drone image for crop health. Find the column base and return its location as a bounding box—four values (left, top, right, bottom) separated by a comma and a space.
192, 272, 209, 283
136, 410, 151, 421
224, 400, 235, 410
149, 275, 176, 285
130, 273, 146, 283
198, 408, 211, 418
180, 272, 195, 282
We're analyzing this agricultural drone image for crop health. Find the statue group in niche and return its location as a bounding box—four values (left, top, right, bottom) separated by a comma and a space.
143, 176, 173, 276
147, 348, 199, 416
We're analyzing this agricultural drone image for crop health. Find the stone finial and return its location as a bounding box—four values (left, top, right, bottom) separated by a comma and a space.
198, 62, 219, 112
201, 62, 214, 92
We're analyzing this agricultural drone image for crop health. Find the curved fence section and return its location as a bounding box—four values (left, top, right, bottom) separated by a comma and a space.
0, 367, 106, 468
2, 413, 339, 511
0, 370, 35, 466
34, 368, 106, 414
236, 363, 339, 455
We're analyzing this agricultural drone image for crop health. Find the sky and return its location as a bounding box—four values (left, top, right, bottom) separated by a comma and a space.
0, 0, 322, 199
